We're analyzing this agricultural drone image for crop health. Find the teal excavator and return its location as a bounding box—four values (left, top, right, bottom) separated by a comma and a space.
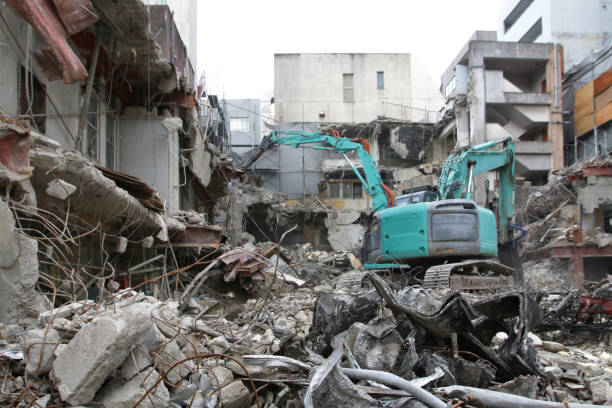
247, 129, 520, 289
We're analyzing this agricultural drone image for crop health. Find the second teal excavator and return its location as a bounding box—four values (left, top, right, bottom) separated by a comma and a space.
247, 129, 521, 289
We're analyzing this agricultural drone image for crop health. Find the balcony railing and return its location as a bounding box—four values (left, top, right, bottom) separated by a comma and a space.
379, 101, 440, 123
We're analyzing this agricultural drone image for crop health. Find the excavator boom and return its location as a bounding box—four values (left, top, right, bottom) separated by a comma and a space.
259, 130, 394, 212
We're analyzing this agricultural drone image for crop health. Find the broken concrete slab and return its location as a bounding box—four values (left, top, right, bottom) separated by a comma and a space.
95, 367, 170, 408
23, 328, 61, 376
51, 302, 160, 406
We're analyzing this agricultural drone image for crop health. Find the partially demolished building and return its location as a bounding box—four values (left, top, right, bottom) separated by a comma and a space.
0, 0, 240, 323
0, 2, 612, 408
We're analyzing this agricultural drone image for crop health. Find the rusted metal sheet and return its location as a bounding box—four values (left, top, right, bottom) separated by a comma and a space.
31, 49, 63, 81
7, 0, 88, 84
52, 0, 99, 35
0, 116, 33, 182
95, 165, 165, 212
169, 91, 197, 109
170, 225, 223, 248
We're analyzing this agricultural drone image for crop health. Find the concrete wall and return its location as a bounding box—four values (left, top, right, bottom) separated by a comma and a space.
274, 53, 443, 123
498, 0, 612, 69
119, 109, 180, 213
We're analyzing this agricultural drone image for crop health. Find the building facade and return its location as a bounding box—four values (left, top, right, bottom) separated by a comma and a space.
274, 53, 443, 124
498, 0, 612, 70
440, 31, 563, 205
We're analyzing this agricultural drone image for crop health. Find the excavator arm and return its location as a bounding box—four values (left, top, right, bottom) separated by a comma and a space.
255, 129, 394, 212
438, 137, 515, 242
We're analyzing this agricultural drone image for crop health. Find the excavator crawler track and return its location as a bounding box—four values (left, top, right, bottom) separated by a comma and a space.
424, 260, 516, 290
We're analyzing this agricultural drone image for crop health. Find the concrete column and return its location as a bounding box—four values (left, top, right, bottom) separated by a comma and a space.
455, 106, 470, 147
547, 44, 564, 170
468, 66, 488, 205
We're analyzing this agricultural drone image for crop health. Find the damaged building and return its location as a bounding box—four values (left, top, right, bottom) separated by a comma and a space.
0, 1, 612, 408
0, 0, 242, 320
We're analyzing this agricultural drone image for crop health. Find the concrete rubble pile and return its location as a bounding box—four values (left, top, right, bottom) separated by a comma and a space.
2, 239, 611, 408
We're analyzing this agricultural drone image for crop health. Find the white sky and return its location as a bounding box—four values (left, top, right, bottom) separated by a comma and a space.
197, 0, 506, 99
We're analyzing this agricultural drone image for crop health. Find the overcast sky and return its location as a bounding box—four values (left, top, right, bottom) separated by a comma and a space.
197, 0, 506, 99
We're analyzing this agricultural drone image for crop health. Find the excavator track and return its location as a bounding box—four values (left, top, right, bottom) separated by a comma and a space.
424, 260, 516, 290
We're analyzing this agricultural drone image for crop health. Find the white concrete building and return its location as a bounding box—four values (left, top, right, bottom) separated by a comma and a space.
274, 53, 443, 124
498, 0, 612, 70
440, 31, 564, 206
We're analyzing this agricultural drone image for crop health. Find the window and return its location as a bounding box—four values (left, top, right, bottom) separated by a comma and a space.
327, 181, 364, 199
519, 17, 542, 43
329, 182, 340, 198
17, 65, 46, 133
342, 182, 352, 199
503, 0, 534, 33
445, 77, 456, 97
230, 117, 250, 132
86, 96, 99, 160
106, 113, 117, 169
353, 182, 363, 199
377, 71, 384, 89
343, 73, 354, 102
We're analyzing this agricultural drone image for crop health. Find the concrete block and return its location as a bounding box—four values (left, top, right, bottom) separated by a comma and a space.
120, 346, 152, 381
23, 328, 61, 376
51, 302, 159, 406
114, 237, 128, 254
541, 341, 566, 353
209, 366, 234, 388
0, 200, 19, 267
45, 179, 77, 200
326, 223, 365, 253
96, 367, 169, 408
141, 236, 154, 248
219, 381, 250, 408
155, 339, 195, 385
589, 378, 612, 405
152, 302, 180, 338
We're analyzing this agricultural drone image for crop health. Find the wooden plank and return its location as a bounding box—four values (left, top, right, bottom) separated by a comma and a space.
574, 81, 594, 122
595, 85, 612, 111
575, 114, 594, 137
596, 102, 612, 127
594, 68, 612, 96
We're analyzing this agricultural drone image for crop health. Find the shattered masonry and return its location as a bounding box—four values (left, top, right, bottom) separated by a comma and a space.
0, 0, 611, 407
